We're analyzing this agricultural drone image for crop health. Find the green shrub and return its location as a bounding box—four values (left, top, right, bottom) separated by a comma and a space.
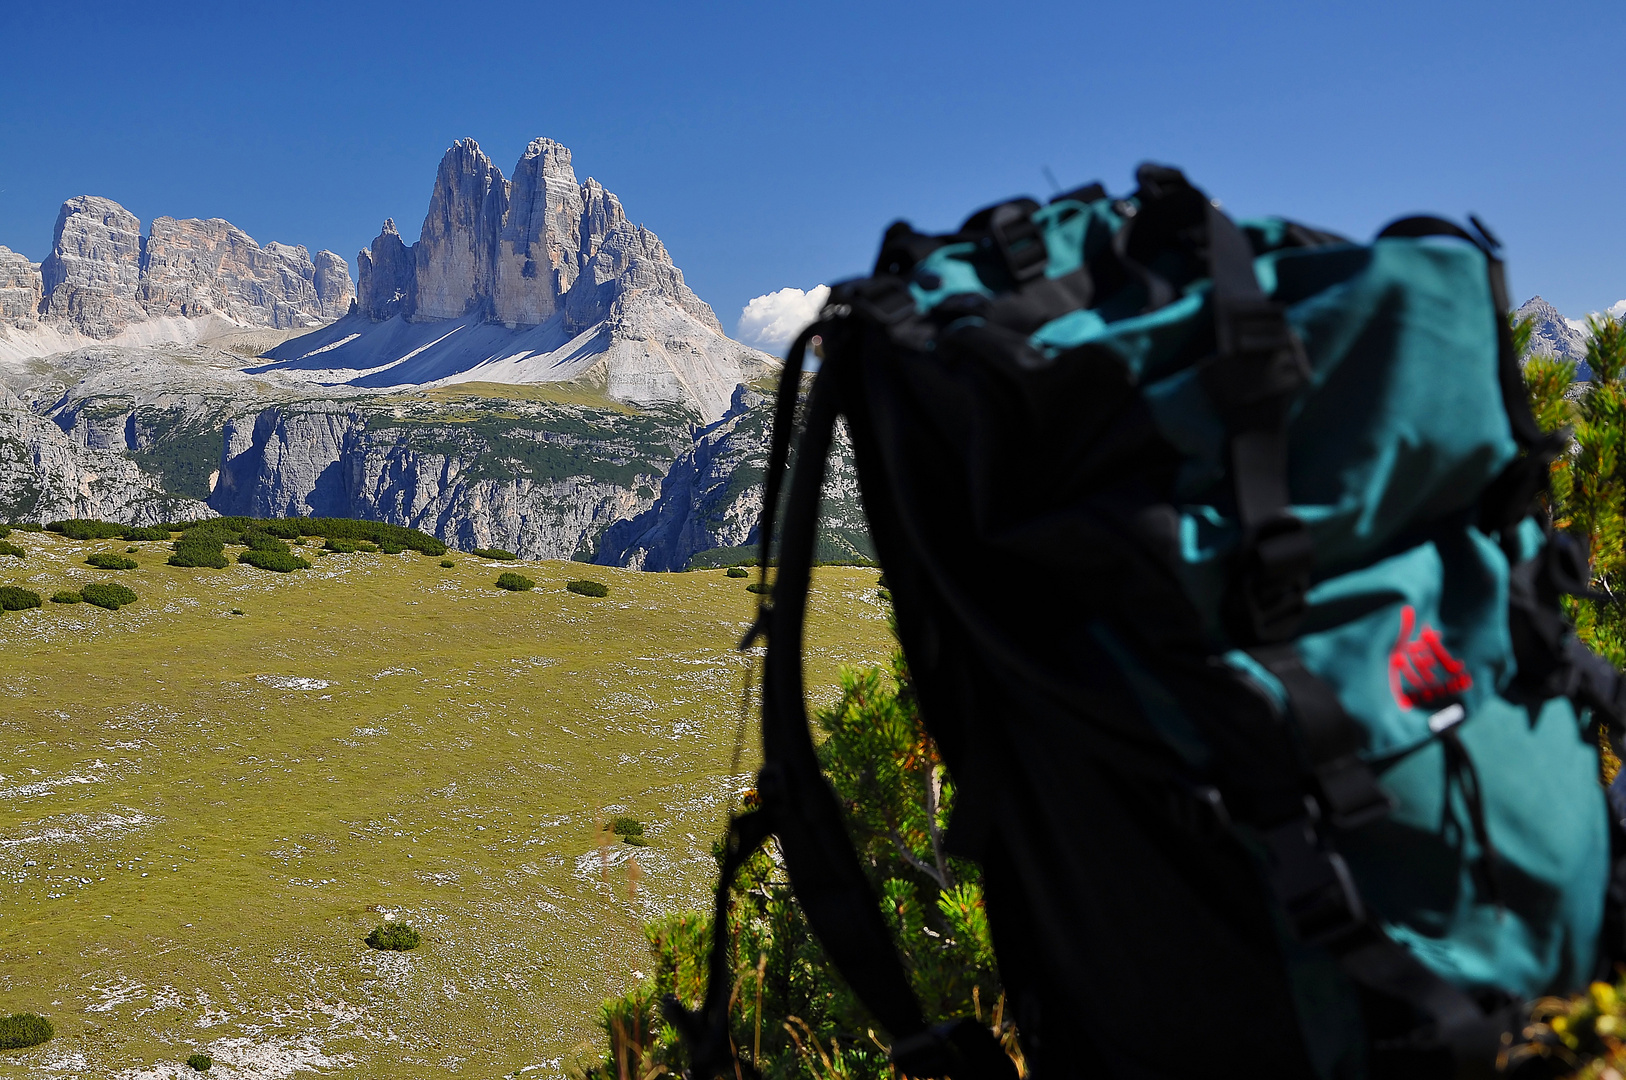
365, 923, 422, 951
186, 1052, 211, 1071
379, 542, 405, 555
439, 559, 455, 569
473, 547, 517, 560
122, 526, 172, 541
611, 817, 646, 846
80, 582, 138, 610
237, 550, 311, 573
496, 572, 535, 592
0, 525, 8, 539
0, 1012, 52, 1049
16, 523, 42, 532
357, 541, 379, 553
125, 546, 138, 553
50, 590, 82, 604
566, 579, 608, 598
170, 528, 228, 569
323, 539, 358, 554
86, 553, 138, 570
0, 541, 23, 559
48, 519, 126, 540
746, 582, 772, 595
230, 608, 244, 616
725, 566, 749, 578
244, 532, 290, 554
0, 587, 41, 611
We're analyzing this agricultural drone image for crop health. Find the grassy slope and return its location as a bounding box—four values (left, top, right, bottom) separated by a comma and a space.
0, 534, 892, 1079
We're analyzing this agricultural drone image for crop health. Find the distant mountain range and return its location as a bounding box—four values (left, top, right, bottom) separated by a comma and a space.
1512, 295, 1607, 378
0, 139, 873, 568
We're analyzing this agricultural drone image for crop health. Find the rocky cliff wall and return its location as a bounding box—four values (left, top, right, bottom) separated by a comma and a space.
3, 196, 354, 345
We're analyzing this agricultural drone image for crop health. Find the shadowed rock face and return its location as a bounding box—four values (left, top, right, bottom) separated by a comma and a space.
5, 195, 354, 342
356, 219, 417, 321
414, 139, 507, 321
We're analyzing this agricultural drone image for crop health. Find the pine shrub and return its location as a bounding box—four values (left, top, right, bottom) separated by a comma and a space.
0, 525, 8, 538
0, 541, 23, 559
611, 817, 647, 845
496, 572, 535, 592
323, 539, 358, 554
379, 542, 405, 555
365, 923, 422, 951
186, 1052, 211, 1071
0, 587, 41, 611
566, 579, 608, 597
473, 547, 517, 560
122, 526, 173, 541
48, 519, 126, 540
357, 541, 379, 553
746, 582, 771, 595
237, 550, 311, 573
725, 566, 749, 578
50, 590, 82, 604
170, 531, 228, 569
80, 582, 137, 610
86, 553, 138, 570
0, 1012, 51, 1049
439, 559, 455, 569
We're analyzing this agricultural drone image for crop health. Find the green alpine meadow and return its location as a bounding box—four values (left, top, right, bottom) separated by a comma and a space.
0, 527, 892, 1077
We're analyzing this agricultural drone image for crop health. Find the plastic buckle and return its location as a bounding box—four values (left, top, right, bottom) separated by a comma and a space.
1265, 815, 1366, 945
1238, 515, 1314, 643
986, 202, 1049, 284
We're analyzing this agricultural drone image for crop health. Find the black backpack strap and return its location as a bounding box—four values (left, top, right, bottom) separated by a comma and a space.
671, 311, 1014, 1080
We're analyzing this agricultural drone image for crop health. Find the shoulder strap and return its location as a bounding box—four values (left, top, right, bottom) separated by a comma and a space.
670, 313, 1014, 1080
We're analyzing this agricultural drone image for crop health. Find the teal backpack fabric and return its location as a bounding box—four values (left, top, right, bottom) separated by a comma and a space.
672, 165, 1626, 1080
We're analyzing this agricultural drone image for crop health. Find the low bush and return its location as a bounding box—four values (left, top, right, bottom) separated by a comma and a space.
125, 546, 138, 553
48, 519, 126, 540
170, 527, 228, 569
746, 582, 772, 595
0, 1012, 52, 1049
238, 550, 311, 573
610, 817, 647, 846
365, 923, 422, 951
122, 526, 172, 541
0, 541, 23, 558
725, 566, 749, 578
50, 590, 82, 604
472, 547, 517, 561
324, 539, 358, 554
566, 579, 608, 598
439, 559, 455, 569
357, 541, 379, 553
379, 542, 404, 555
80, 582, 137, 610
86, 553, 138, 570
230, 608, 244, 616
186, 1052, 211, 1071
0, 587, 41, 611
244, 532, 290, 554
496, 572, 535, 592
0, 525, 8, 539
16, 523, 42, 532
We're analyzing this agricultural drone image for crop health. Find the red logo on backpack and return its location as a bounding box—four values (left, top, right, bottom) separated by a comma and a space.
1389, 605, 1472, 710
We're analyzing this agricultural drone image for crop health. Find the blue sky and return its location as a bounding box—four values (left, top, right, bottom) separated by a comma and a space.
2, 0, 1622, 333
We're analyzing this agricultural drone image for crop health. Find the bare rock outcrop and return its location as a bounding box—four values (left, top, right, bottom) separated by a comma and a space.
0, 247, 42, 327
266, 136, 772, 421
38, 196, 148, 338
2, 195, 353, 347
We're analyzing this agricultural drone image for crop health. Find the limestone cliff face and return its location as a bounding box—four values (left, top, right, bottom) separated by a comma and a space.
38, 196, 148, 338
140, 216, 354, 328
207, 397, 695, 560
0, 382, 208, 524
356, 219, 416, 321
3, 195, 354, 345
281, 136, 771, 422
0, 248, 42, 327
594, 383, 873, 571
414, 139, 507, 321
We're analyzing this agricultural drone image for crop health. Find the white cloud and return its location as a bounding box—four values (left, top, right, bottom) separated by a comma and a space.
734, 285, 830, 356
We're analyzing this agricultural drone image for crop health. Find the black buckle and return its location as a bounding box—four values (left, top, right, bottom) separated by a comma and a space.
986, 202, 1049, 284
1265, 815, 1366, 944
1234, 514, 1313, 643
1209, 299, 1310, 411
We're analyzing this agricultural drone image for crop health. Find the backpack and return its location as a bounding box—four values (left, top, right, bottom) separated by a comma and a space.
668, 164, 1626, 1079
